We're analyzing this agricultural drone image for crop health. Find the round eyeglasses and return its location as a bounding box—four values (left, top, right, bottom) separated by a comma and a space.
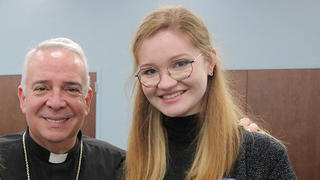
136, 53, 202, 88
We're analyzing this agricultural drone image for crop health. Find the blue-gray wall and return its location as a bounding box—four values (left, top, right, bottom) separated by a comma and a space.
1, 0, 319, 149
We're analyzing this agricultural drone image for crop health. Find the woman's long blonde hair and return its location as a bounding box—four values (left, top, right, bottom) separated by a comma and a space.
125, 7, 244, 180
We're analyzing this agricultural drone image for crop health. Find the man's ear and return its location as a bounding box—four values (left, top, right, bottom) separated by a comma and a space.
84, 87, 93, 116
18, 85, 27, 114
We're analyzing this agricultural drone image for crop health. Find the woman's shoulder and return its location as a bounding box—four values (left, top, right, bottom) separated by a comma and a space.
241, 130, 285, 155
229, 129, 297, 179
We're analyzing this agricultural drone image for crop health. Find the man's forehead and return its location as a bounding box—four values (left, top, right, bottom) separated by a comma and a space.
24, 48, 87, 90
32, 48, 81, 62
26, 63, 86, 88
28, 49, 86, 75
31, 80, 83, 87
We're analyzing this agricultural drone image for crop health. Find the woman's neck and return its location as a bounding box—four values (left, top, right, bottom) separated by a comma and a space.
162, 114, 200, 143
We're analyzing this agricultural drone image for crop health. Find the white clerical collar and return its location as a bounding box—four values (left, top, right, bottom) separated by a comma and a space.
48, 152, 68, 163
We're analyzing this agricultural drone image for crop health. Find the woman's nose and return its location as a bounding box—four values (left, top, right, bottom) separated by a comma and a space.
157, 72, 178, 90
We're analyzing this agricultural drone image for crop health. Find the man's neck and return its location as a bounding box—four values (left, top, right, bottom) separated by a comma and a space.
28, 131, 78, 154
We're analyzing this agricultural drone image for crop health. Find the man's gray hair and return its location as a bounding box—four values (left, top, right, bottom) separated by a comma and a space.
21, 38, 90, 97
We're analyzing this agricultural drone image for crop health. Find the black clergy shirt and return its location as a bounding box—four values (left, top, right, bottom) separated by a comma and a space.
0, 130, 125, 180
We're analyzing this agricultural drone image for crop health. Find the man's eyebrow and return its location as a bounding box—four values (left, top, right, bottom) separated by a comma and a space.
63, 81, 82, 87
30, 81, 82, 88
31, 80, 49, 87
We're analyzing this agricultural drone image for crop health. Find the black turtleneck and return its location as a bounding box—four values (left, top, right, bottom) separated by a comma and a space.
162, 114, 200, 180
161, 115, 297, 180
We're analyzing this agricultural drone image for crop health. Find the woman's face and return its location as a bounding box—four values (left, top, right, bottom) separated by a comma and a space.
137, 29, 215, 117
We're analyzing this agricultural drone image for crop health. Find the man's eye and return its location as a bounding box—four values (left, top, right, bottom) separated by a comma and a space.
142, 68, 157, 75
67, 88, 80, 93
34, 87, 46, 91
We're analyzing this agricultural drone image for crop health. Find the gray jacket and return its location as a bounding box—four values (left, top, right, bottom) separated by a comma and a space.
229, 130, 297, 179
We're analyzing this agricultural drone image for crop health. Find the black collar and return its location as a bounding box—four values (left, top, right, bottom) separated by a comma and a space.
25, 129, 82, 164
162, 114, 200, 144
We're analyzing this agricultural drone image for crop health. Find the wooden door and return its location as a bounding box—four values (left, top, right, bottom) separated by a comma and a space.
229, 69, 320, 179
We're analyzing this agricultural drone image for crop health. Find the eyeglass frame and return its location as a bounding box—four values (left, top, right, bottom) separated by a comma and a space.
135, 53, 203, 88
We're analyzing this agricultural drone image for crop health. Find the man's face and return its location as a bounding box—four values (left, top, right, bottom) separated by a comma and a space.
18, 48, 92, 152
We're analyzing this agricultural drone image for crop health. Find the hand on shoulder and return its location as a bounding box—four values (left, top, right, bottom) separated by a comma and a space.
239, 118, 266, 135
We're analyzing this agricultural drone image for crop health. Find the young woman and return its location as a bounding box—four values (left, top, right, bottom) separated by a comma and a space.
125, 7, 296, 179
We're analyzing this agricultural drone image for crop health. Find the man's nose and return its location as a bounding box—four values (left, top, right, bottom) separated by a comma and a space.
46, 89, 66, 110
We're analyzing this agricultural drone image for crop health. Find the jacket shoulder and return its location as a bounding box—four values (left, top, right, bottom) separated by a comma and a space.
0, 132, 24, 147
231, 130, 297, 179
82, 135, 125, 155
78, 136, 126, 179
242, 130, 286, 156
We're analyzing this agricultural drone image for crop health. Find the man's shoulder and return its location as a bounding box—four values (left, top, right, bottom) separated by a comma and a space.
0, 132, 24, 159
81, 135, 126, 175
0, 131, 24, 146
82, 135, 126, 155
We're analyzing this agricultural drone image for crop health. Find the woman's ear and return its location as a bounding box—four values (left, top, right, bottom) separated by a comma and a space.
208, 49, 216, 76
212, 48, 217, 55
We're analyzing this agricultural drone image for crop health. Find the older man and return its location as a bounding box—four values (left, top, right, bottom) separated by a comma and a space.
0, 38, 125, 179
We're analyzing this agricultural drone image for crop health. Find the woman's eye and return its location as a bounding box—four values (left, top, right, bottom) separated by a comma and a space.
142, 68, 157, 75
173, 59, 191, 68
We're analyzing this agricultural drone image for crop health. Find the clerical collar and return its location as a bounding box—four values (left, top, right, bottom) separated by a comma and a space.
25, 129, 82, 164
48, 152, 68, 163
